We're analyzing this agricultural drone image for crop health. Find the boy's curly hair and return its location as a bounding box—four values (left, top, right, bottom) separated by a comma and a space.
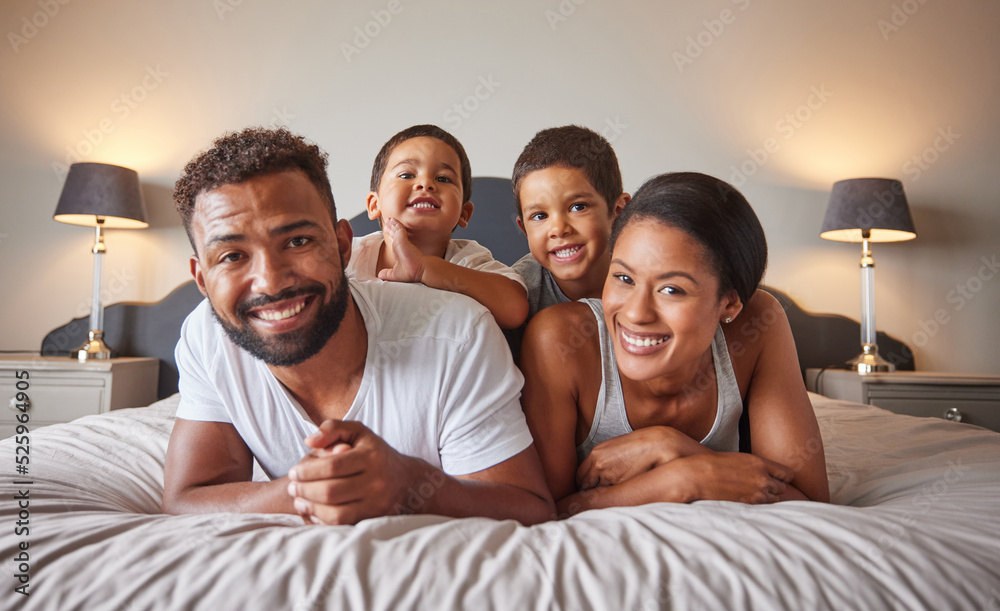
511, 125, 623, 217
174, 127, 336, 253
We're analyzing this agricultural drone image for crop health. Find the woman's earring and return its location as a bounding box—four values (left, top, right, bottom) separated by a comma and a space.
724, 316, 733, 324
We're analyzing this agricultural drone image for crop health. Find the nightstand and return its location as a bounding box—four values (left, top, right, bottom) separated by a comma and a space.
805, 368, 1000, 433
1, 354, 159, 439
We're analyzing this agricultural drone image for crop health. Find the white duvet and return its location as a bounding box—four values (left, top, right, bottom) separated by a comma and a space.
2, 393, 999, 610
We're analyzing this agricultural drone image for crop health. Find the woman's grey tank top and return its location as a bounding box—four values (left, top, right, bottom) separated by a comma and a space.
576, 298, 743, 462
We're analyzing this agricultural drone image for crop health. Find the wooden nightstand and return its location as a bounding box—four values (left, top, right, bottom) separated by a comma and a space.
1, 353, 159, 439
805, 368, 1000, 433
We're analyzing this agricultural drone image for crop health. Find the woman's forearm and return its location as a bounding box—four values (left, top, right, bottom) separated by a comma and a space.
556, 464, 695, 516
557, 451, 798, 516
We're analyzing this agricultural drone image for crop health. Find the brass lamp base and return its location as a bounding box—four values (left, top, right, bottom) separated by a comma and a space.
848, 344, 895, 374
75, 330, 112, 362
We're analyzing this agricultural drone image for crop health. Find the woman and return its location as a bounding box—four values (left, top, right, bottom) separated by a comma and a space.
520, 172, 829, 516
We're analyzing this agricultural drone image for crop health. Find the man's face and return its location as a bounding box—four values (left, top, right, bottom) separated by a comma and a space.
189, 170, 354, 367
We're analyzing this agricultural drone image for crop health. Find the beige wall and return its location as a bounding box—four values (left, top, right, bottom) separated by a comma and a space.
1, 0, 997, 373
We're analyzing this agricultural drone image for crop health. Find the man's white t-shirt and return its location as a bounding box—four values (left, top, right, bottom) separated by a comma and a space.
346, 232, 527, 290
175, 280, 533, 480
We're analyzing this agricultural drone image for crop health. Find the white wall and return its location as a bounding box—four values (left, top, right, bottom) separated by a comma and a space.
1, 0, 997, 374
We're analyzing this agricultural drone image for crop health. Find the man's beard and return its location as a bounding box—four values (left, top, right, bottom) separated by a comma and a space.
210, 274, 351, 367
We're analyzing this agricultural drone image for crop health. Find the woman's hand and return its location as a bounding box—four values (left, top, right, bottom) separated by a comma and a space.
576, 426, 708, 489
669, 452, 793, 504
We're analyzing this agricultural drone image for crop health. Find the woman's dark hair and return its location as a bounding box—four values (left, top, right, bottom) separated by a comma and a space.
610, 172, 768, 307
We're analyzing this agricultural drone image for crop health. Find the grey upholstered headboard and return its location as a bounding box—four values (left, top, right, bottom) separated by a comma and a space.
39, 176, 913, 399
760, 286, 914, 374
41, 281, 205, 400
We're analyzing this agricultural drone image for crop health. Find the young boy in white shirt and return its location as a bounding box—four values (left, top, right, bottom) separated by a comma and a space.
347, 124, 528, 329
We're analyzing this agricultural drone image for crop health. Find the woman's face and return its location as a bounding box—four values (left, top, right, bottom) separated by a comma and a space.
602, 218, 736, 383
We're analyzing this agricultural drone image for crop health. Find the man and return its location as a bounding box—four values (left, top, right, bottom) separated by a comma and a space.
162, 127, 554, 525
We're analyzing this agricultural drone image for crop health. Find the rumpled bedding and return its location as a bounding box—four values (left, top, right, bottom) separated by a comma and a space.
2, 393, 999, 610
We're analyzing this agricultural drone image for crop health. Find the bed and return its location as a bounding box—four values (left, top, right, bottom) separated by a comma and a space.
3, 391, 999, 609
4, 178, 998, 610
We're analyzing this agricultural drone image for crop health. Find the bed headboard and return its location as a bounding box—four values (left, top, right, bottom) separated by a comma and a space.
41, 281, 204, 400
39, 176, 913, 398
760, 286, 914, 373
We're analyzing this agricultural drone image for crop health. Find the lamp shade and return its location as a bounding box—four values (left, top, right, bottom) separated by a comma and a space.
53, 162, 148, 229
820, 178, 916, 243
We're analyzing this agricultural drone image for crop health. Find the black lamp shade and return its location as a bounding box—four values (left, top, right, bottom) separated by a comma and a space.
820, 178, 916, 243
53, 162, 148, 229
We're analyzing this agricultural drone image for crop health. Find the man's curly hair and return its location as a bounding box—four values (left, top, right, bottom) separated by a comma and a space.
174, 127, 337, 254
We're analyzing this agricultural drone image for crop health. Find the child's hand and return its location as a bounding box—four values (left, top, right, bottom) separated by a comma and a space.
378, 218, 427, 283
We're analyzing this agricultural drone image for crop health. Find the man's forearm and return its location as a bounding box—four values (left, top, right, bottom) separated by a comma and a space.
162, 418, 300, 517
162, 477, 296, 516
416, 461, 555, 525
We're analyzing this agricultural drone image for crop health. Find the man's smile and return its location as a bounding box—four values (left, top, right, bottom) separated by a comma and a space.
249, 295, 313, 321
236, 288, 324, 331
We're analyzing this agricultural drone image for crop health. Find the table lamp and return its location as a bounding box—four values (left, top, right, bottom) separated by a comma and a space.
820, 178, 916, 374
53, 162, 148, 361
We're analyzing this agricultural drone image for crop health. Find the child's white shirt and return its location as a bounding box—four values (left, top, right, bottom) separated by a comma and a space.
346, 231, 527, 291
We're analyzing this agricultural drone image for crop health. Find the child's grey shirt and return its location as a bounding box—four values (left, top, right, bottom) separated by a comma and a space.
505, 254, 571, 361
